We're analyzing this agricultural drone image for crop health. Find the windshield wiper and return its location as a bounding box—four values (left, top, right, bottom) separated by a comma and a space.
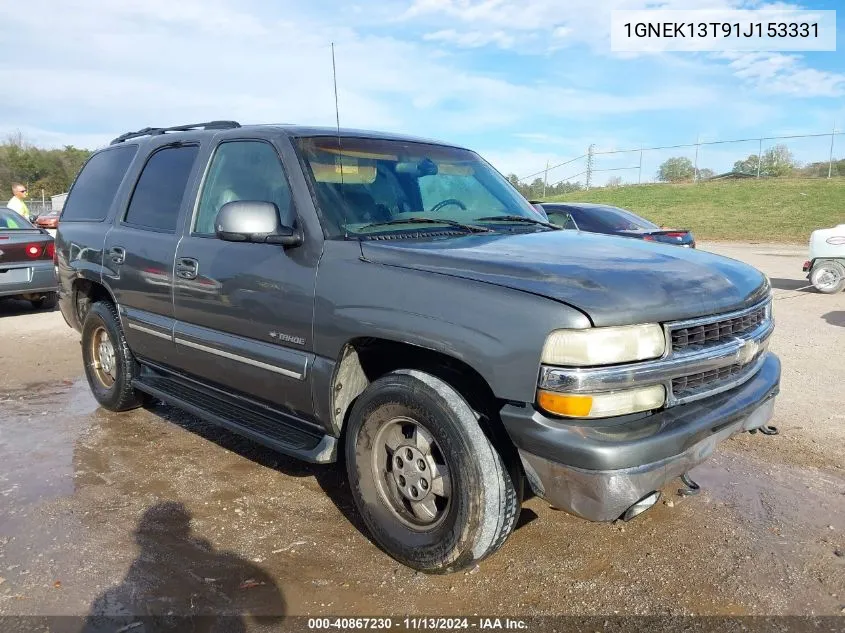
357, 217, 492, 233
473, 215, 562, 230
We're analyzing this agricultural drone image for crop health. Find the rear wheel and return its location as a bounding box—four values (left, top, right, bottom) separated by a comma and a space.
345, 370, 520, 573
30, 292, 58, 310
81, 301, 147, 411
810, 260, 845, 294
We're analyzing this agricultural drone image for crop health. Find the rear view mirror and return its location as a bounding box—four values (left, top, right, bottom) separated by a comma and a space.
215, 201, 302, 248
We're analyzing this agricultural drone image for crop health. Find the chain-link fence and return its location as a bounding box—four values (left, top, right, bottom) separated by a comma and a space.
24, 200, 53, 218
517, 128, 844, 196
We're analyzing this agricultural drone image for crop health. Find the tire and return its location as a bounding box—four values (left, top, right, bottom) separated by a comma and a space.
345, 369, 520, 573
810, 260, 845, 294
81, 301, 146, 411
31, 291, 58, 310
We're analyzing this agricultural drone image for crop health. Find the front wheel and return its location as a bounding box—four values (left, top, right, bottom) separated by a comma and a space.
345, 370, 520, 573
810, 260, 845, 294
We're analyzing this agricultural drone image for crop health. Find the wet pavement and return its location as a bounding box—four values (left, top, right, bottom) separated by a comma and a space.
1, 243, 844, 624
1, 378, 843, 621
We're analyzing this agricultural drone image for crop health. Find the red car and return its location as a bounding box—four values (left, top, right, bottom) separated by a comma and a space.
35, 210, 60, 230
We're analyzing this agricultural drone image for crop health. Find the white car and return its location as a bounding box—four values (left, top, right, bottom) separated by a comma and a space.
803, 223, 845, 293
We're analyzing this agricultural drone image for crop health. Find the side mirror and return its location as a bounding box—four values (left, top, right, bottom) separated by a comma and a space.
215, 201, 303, 248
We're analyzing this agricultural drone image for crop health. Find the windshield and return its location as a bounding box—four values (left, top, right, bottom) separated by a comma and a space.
295, 136, 543, 238
0, 208, 34, 229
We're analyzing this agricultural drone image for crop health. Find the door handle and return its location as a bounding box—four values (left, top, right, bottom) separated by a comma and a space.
109, 247, 126, 265
176, 257, 199, 280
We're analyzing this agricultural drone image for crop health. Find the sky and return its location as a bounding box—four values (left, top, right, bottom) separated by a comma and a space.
0, 0, 843, 185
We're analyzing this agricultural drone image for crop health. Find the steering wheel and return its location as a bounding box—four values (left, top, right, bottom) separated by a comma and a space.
428, 198, 467, 213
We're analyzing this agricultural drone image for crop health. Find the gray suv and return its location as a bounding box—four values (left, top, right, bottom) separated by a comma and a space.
56, 121, 780, 573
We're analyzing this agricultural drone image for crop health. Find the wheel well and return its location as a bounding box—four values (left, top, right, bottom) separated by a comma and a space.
72, 278, 114, 326
332, 338, 524, 490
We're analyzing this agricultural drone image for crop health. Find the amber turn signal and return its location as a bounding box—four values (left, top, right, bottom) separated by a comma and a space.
536, 390, 593, 417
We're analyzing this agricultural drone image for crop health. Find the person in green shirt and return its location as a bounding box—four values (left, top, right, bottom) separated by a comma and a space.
6, 183, 30, 219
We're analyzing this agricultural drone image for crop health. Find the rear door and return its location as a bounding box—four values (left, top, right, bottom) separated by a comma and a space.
170, 136, 320, 418
102, 141, 202, 367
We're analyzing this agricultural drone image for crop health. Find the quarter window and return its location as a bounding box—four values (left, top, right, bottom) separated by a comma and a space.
62, 145, 138, 222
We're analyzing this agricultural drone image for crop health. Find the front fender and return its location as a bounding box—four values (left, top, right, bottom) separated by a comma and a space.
314, 247, 590, 403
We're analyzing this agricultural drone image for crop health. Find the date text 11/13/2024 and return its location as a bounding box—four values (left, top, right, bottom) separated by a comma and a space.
307, 618, 529, 630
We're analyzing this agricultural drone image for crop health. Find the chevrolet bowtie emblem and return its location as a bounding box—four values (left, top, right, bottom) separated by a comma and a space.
738, 339, 759, 365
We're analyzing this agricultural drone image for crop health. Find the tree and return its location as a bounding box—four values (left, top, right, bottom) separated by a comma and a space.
798, 159, 844, 178
696, 168, 715, 181
657, 157, 695, 182
734, 154, 760, 175
733, 144, 797, 177
528, 177, 544, 199
762, 144, 797, 177
0, 136, 92, 201
606, 176, 622, 187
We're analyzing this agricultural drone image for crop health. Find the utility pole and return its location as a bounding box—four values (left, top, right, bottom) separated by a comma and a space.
543, 160, 549, 198
829, 121, 837, 179
585, 144, 595, 189
693, 134, 700, 183
756, 137, 763, 178
638, 146, 643, 184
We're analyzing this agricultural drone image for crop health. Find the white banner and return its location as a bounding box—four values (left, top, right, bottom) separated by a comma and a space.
611, 9, 836, 52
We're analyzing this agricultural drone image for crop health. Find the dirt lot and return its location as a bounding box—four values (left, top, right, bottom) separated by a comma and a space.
0, 242, 843, 625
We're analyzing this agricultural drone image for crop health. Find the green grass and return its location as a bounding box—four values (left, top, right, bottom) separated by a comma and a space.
542, 178, 844, 242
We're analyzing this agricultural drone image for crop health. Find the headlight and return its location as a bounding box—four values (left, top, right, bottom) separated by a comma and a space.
537, 385, 666, 418
541, 324, 665, 366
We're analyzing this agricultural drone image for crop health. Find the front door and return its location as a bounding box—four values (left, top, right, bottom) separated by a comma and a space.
103, 142, 201, 367
171, 138, 319, 418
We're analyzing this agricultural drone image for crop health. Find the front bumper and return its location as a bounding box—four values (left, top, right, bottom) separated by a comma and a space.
502, 352, 780, 521
0, 262, 57, 298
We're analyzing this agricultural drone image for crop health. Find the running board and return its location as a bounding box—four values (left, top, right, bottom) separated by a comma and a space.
131, 373, 337, 464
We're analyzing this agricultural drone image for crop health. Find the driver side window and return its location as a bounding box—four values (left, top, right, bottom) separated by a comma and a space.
194, 140, 294, 235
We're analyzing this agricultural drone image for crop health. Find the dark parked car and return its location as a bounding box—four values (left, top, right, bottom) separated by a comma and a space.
57, 121, 779, 573
0, 207, 58, 309
535, 202, 696, 247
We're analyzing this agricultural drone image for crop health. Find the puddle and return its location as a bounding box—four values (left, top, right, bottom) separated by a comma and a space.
689, 449, 845, 533
0, 379, 98, 511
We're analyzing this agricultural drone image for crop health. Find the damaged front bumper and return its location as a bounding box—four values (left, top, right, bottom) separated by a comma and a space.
501, 352, 781, 522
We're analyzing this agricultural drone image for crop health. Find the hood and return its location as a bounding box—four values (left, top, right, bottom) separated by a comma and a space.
360, 231, 768, 327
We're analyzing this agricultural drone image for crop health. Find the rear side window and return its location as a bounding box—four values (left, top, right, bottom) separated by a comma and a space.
567, 208, 606, 233
61, 145, 137, 222
124, 145, 199, 232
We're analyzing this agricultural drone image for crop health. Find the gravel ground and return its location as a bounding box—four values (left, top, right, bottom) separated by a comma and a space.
0, 241, 843, 624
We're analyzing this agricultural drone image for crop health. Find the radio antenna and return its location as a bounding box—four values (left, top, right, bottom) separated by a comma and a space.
331, 42, 341, 133
331, 42, 348, 239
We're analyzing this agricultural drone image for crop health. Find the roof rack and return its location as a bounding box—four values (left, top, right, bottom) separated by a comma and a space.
110, 120, 241, 145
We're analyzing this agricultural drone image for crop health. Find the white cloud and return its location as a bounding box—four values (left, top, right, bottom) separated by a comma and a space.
423, 29, 516, 48
719, 52, 845, 97
402, 0, 838, 96
0, 0, 731, 148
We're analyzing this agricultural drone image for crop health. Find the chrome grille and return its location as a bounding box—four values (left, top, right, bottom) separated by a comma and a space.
670, 304, 767, 351
672, 363, 744, 398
